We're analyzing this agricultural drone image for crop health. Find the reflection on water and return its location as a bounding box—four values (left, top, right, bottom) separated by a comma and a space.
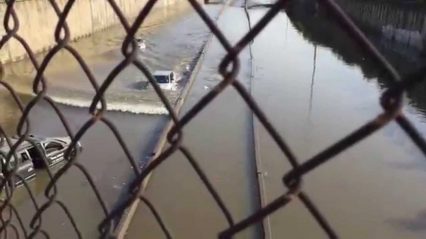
240, 0, 426, 238
338, 0, 426, 52
286, 0, 426, 116
308, 44, 317, 115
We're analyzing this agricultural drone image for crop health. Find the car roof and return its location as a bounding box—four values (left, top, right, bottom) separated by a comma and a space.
154, 71, 173, 76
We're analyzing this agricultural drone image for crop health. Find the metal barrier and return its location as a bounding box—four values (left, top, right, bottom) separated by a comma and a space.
1, 0, 426, 238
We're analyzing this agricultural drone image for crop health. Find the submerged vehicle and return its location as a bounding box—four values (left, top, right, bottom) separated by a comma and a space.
0, 135, 82, 186
129, 70, 181, 91
152, 70, 179, 91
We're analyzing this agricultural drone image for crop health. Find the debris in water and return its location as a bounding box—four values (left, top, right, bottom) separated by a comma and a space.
135, 38, 146, 50
204, 85, 209, 90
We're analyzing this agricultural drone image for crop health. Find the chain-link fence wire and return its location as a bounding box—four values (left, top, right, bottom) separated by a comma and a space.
0, 1, 28, 3
1, 0, 426, 238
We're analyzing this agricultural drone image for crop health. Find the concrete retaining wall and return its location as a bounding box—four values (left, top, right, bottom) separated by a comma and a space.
0, 0, 178, 63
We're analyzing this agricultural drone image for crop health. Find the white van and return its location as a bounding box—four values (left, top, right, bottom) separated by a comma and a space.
153, 71, 179, 91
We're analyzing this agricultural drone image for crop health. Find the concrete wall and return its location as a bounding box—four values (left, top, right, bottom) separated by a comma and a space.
0, 0, 178, 63
337, 0, 426, 50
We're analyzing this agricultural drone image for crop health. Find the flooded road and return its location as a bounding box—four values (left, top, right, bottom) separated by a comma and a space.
2, 2, 211, 114
127, 0, 426, 238
127, 1, 261, 238
1, 0, 426, 238
256, 1, 426, 238
0, 2, 222, 238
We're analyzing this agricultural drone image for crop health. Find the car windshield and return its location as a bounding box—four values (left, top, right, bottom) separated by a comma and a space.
44, 141, 64, 154
154, 75, 169, 84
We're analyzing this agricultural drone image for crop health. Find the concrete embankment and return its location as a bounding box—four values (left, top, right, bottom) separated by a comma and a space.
0, 0, 180, 63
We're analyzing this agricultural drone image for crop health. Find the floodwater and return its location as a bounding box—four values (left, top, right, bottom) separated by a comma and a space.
1, 0, 426, 238
127, 0, 426, 238
257, 1, 426, 238
252, 1, 426, 238
0, 2, 222, 238
2, 1, 210, 114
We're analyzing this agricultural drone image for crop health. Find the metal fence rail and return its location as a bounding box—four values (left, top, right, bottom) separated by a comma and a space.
1, 0, 426, 238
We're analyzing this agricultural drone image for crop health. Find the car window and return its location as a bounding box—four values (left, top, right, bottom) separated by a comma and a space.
44, 142, 64, 154
21, 151, 30, 162
154, 75, 169, 83
28, 146, 43, 162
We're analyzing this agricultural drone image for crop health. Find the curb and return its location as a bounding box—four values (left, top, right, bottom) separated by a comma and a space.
114, 1, 231, 237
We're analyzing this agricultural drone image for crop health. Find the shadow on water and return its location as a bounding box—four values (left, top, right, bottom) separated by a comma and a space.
285, 0, 426, 115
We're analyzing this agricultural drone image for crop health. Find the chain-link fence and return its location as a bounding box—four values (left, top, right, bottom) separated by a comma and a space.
1, 0, 426, 238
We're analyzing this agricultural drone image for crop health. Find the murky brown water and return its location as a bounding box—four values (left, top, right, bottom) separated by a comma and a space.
1, 2, 208, 115
2, 0, 426, 238
127, 0, 426, 238
0, 2, 222, 238
252, 2, 426, 238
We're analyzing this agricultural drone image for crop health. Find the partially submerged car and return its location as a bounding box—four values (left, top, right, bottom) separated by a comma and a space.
0, 135, 82, 186
152, 71, 179, 91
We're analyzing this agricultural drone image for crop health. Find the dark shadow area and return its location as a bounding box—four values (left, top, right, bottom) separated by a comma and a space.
285, 0, 426, 115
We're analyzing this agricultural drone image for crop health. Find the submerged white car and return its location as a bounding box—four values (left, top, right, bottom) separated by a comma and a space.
152, 71, 179, 91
